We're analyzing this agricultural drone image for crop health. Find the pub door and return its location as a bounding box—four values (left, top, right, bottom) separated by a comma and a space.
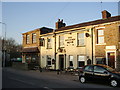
59, 55, 64, 70
107, 52, 115, 68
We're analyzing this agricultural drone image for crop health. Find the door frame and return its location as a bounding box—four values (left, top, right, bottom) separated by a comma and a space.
106, 50, 116, 68
59, 54, 65, 70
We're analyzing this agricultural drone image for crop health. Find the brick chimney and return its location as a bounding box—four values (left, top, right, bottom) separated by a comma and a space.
102, 10, 111, 19
56, 19, 66, 29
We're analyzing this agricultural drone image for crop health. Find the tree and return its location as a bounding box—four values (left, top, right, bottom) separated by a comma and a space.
0, 37, 22, 66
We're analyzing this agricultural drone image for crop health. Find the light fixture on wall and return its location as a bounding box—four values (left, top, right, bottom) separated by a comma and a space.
85, 33, 90, 37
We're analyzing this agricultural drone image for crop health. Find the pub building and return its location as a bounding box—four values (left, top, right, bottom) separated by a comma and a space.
22, 10, 120, 71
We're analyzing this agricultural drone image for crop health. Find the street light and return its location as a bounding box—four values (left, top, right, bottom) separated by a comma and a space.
0, 22, 7, 67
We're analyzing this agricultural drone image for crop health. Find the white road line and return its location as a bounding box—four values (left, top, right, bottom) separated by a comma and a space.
9, 77, 35, 85
43, 87, 54, 90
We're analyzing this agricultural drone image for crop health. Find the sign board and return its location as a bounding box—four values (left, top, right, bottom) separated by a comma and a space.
106, 46, 116, 50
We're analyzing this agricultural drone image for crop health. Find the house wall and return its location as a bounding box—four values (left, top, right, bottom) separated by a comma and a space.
55, 27, 93, 70
22, 29, 40, 48
40, 34, 55, 69
94, 21, 120, 70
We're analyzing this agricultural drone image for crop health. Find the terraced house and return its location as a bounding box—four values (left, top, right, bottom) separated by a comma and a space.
22, 10, 120, 71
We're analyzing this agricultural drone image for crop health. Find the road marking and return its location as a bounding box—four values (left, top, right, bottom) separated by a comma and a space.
43, 87, 54, 90
9, 77, 35, 85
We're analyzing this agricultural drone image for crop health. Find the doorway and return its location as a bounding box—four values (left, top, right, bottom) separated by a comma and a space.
59, 55, 64, 70
107, 52, 115, 68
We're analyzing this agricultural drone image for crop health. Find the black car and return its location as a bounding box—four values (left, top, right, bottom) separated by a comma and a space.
79, 64, 120, 87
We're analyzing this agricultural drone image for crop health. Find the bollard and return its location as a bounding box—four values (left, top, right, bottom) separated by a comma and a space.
57, 69, 60, 75
39, 67, 42, 72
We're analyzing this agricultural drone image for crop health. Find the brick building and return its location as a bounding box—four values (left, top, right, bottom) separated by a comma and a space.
22, 27, 53, 67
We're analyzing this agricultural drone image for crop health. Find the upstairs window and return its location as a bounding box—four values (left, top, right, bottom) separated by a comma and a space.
59, 35, 64, 47
40, 38, 45, 46
26, 35, 30, 44
47, 38, 52, 49
77, 33, 85, 46
97, 29, 104, 44
32, 33, 36, 43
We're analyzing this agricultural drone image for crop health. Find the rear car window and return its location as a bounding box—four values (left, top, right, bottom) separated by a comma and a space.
84, 65, 94, 72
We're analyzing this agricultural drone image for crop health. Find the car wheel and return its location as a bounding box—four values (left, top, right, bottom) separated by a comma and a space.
110, 79, 118, 87
79, 76, 86, 83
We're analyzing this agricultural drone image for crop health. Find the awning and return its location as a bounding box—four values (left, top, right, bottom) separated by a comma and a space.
22, 47, 40, 53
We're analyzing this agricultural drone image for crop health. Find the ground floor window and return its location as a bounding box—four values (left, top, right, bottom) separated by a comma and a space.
25, 54, 38, 64
69, 55, 73, 67
96, 57, 106, 64
47, 55, 52, 66
78, 55, 85, 67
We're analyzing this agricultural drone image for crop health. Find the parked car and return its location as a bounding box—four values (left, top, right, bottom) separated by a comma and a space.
79, 64, 120, 87
74, 67, 83, 75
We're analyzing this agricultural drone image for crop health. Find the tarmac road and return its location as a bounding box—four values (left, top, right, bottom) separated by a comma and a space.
2, 67, 119, 89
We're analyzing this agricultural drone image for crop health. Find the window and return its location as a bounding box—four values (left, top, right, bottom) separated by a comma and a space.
84, 65, 94, 72
78, 56, 85, 67
97, 30, 104, 44
77, 33, 85, 46
32, 33, 36, 43
40, 38, 45, 46
47, 38, 52, 49
59, 35, 64, 47
47, 55, 51, 66
69, 55, 73, 67
26, 35, 30, 44
96, 57, 106, 64
94, 66, 106, 73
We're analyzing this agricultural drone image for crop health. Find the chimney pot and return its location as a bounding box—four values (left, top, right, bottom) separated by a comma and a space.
56, 19, 66, 29
102, 10, 111, 19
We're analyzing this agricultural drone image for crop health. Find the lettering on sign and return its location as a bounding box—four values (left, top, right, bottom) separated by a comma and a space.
65, 37, 75, 46
106, 46, 116, 50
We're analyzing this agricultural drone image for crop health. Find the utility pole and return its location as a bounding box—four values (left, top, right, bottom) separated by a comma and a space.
0, 22, 7, 67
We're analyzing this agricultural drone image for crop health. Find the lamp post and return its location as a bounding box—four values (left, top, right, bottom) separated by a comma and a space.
0, 22, 6, 67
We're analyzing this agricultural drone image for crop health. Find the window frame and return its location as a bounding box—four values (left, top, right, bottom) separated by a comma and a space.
97, 29, 105, 44
77, 55, 85, 67
26, 34, 30, 44
47, 38, 52, 49
69, 55, 73, 67
47, 55, 52, 66
59, 35, 64, 48
32, 33, 36, 44
77, 33, 85, 46
40, 38, 45, 46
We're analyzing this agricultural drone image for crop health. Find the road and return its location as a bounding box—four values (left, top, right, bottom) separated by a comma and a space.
2, 67, 120, 89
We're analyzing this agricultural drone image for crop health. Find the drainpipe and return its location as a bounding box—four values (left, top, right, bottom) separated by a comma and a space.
54, 31, 57, 70
39, 37, 41, 68
91, 27, 94, 65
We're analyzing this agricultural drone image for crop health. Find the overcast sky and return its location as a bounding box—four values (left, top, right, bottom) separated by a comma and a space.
1, 1, 119, 44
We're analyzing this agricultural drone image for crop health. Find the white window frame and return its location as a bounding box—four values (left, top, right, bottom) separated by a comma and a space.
97, 29, 104, 44
77, 55, 85, 67
59, 35, 64, 47
26, 35, 30, 44
47, 38, 52, 49
77, 33, 85, 46
32, 33, 36, 43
